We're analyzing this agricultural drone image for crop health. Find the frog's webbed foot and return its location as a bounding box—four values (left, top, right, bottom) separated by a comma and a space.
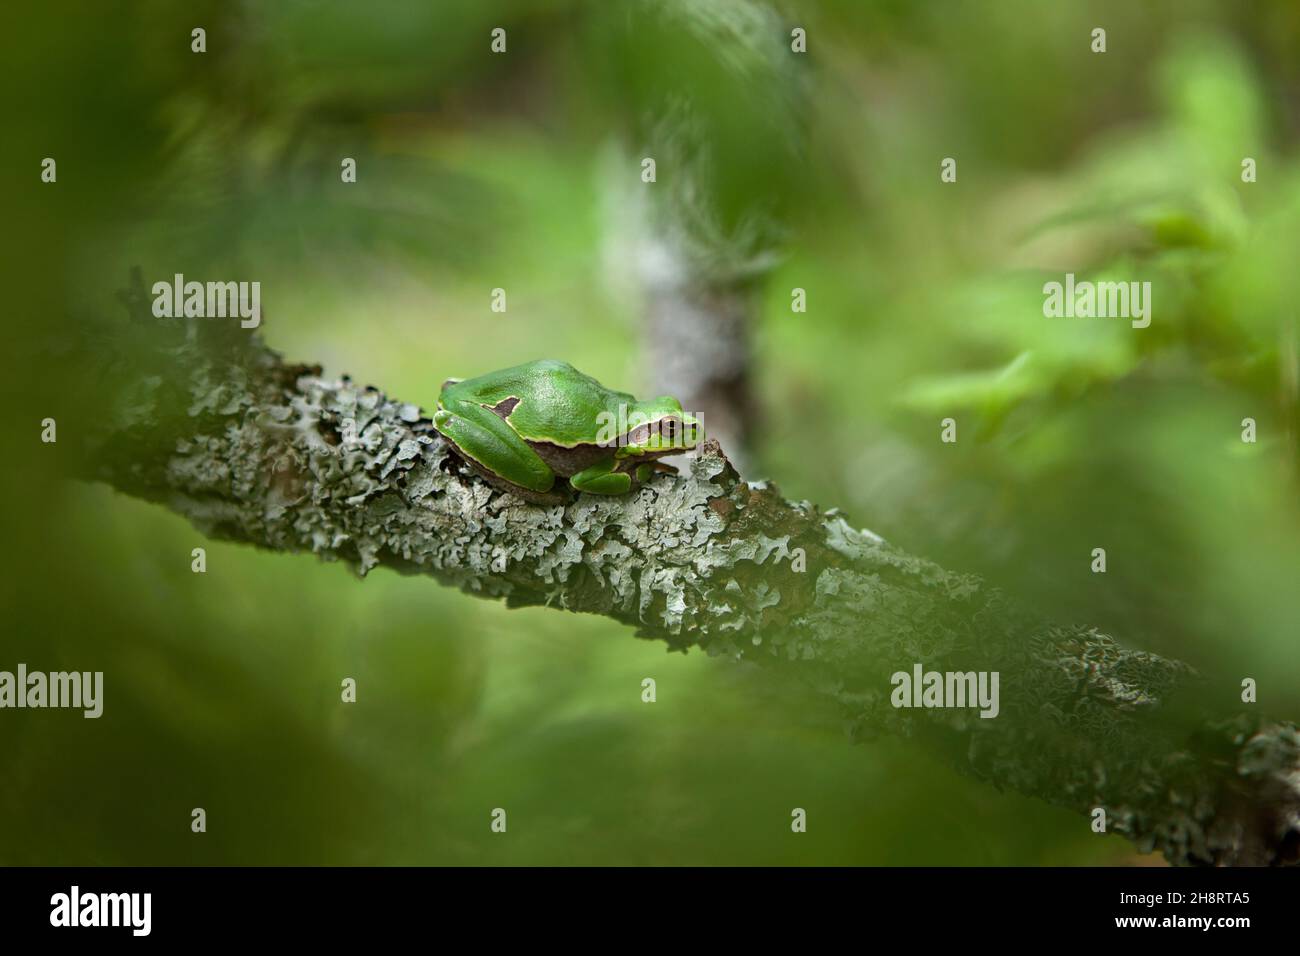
568, 458, 679, 495
568, 457, 634, 495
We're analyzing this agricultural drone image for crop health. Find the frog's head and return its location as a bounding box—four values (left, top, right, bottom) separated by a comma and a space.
620, 397, 704, 457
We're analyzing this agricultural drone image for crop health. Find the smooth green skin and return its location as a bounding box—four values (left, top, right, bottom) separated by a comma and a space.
432, 360, 703, 495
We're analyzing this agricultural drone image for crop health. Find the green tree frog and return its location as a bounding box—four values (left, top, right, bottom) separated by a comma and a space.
433, 360, 704, 500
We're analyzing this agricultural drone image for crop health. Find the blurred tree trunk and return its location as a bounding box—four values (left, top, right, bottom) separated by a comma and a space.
593, 0, 809, 471
641, 269, 757, 472
602, 168, 763, 470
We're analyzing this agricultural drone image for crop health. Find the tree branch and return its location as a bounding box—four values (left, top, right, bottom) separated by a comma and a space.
79, 296, 1300, 867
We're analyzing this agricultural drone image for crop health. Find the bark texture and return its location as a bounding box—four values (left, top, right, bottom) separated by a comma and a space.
80, 285, 1300, 867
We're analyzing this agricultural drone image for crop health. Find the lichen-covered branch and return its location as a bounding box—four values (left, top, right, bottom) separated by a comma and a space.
78, 294, 1300, 867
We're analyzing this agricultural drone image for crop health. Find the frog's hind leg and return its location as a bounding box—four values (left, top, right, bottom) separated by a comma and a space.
463, 458, 570, 505
432, 398, 555, 494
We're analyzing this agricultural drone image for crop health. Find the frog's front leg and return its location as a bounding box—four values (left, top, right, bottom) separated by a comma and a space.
432, 398, 556, 493
568, 458, 661, 495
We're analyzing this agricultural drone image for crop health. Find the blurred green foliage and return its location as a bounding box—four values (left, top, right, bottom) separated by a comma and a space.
3, 0, 1298, 865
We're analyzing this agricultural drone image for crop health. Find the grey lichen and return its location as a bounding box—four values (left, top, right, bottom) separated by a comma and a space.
80, 298, 1300, 867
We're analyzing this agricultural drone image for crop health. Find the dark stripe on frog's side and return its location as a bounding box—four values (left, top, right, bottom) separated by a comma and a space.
524, 439, 610, 477
525, 435, 685, 478
489, 396, 521, 418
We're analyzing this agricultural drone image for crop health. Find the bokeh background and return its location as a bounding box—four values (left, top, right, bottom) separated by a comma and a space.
3, 0, 1299, 865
